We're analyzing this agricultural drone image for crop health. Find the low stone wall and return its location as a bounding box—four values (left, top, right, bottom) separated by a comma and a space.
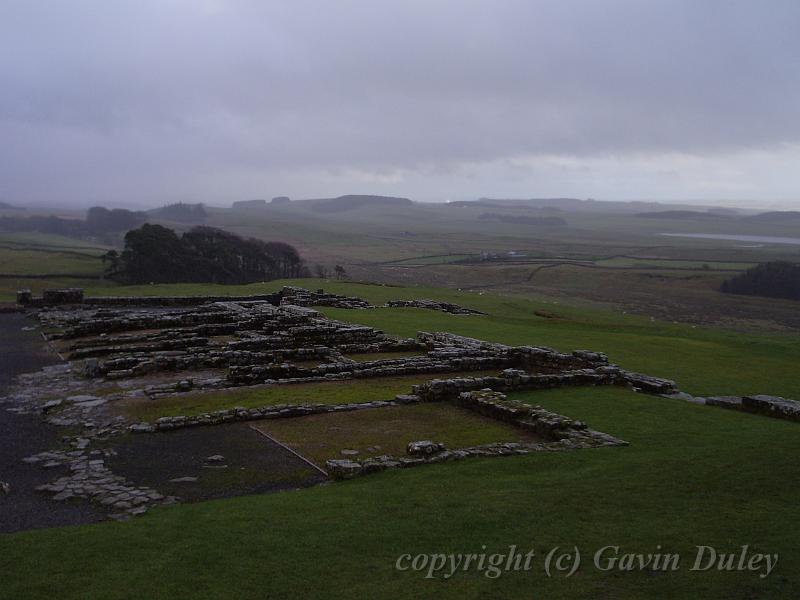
415, 332, 615, 374
386, 299, 486, 315
280, 286, 372, 309
412, 368, 614, 401
83, 293, 282, 307
326, 389, 627, 480
20, 288, 283, 308
128, 395, 421, 433
42, 288, 85, 305
704, 394, 800, 422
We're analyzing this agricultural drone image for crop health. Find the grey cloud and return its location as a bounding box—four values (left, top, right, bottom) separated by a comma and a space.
1, 0, 799, 205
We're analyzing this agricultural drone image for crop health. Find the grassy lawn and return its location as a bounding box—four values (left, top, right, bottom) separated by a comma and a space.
0, 248, 104, 276
0, 232, 111, 300
2, 387, 799, 598
116, 370, 501, 422
254, 403, 538, 467
3, 279, 800, 598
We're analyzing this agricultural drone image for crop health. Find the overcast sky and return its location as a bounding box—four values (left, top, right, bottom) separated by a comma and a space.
2, 0, 800, 209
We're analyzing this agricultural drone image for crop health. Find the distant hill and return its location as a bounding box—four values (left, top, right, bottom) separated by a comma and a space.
743, 211, 800, 223
0, 206, 145, 238
477, 197, 731, 214
271, 196, 291, 205
232, 199, 267, 209
446, 200, 558, 210
0, 201, 23, 210
479, 212, 567, 227
635, 210, 728, 219
309, 195, 412, 213
150, 202, 207, 223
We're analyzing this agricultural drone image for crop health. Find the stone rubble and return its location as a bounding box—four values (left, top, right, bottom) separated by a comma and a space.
26, 448, 176, 518
701, 394, 800, 422
7, 287, 798, 520
406, 440, 446, 456
386, 299, 486, 315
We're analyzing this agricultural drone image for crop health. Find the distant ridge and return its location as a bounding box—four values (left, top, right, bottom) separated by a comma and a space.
479, 212, 566, 227
309, 195, 412, 213
232, 199, 267, 209
635, 210, 728, 219
476, 198, 741, 214
744, 211, 800, 223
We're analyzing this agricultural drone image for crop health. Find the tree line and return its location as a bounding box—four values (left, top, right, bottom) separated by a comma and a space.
0, 203, 206, 240
721, 261, 800, 301
0, 206, 147, 238
105, 224, 306, 284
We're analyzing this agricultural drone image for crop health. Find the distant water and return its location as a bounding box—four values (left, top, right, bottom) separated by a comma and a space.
660, 233, 800, 245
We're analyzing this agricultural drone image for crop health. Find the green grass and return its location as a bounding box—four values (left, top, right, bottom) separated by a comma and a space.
383, 253, 476, 265
3, 279, 800, 598
0, 232, 110, 250
594, 257, 754, 270
317, 295, 800, 400
80, 277, 800, 398
255, 402, 536, 466
116, 371, 500, 422
0, 248, 105, 276
3, 387, 799, 599
0, 232, 110, 301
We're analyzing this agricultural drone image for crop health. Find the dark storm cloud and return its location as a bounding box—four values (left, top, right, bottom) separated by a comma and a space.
1, 0, 799, 205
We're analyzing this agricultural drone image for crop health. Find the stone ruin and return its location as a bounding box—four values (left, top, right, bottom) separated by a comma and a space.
5, 286, 799, 517
34, 294, 674, 401
279, 286, 372, 309
326, 389, 626, 479
17, 285, 488, 316
386, 299, 486, 315
17, 287, 85, 306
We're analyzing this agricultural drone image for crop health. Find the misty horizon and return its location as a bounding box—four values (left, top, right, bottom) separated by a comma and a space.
2, 1, 800, 210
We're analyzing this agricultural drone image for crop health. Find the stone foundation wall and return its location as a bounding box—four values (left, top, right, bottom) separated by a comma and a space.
386, 299, 486, 315
325, 389, 628, 480
705, 394, 800, 422
129, 395, 421, 433
279, 286, 372, 309
42, 288, 84, 305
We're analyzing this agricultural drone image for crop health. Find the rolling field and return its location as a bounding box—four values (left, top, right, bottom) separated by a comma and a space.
115, 370, 501, 423
0, 233, 110, 302
1, 233, 799, 597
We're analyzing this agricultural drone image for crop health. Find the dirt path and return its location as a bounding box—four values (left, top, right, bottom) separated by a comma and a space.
0, 313, 105, 533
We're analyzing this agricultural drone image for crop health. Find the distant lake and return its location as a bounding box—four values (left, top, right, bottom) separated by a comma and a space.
660, 233, 800, 245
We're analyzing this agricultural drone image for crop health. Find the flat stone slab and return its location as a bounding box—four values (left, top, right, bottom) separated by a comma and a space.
743, 395, 800, 422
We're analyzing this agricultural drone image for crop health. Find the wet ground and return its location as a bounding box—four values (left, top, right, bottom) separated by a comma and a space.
1, 313, 327, 533
105, 423, 326, 503
0, 313, 105, 533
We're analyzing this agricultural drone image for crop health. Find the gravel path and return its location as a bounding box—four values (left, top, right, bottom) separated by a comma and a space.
0, 313, 105, 533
